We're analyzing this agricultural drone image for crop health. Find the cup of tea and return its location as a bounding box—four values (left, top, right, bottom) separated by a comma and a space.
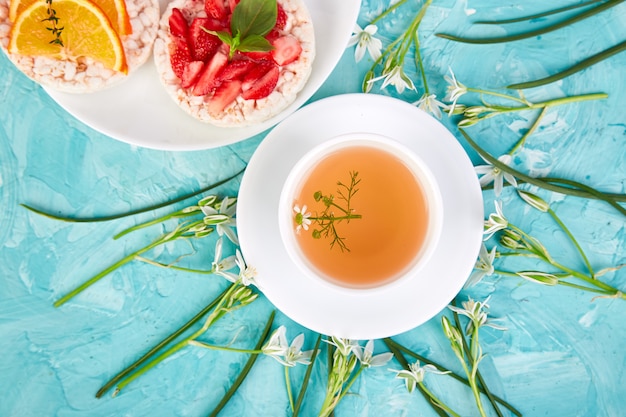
278, 132, 444, 292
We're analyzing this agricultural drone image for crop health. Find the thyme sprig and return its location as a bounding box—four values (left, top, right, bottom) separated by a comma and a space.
43, 0, 64, 46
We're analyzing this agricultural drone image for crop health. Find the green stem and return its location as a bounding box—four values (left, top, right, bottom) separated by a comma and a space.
293, 334, 322, 417
95, 285, 233, 398
207, 311, 276, 417
508, 40, 626, 89
451, 301, 504, 417
20, 167, 245, 223
487, 93, 607, 114
371, 0, 409, 25
436, 0, 624, 44
188, 340, 262, 354
418, 382, 461, 417
113, 282, 243, 395
546, 207, 595, 277
384, 340, 449, 417
310, 214, 362, 221
335, 365, 363, 404
54, 235, 172, 307
460, 129, 626, 215
135, 256, 216, 275
285, 366, 295, 412
475, 0, 606, 24
508, 107, 547, 155
383, 338, 522, 417
113, 208, 195, 240
468, 87, 530, 105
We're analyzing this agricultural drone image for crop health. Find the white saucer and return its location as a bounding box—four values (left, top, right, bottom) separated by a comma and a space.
237, 93, 484, 340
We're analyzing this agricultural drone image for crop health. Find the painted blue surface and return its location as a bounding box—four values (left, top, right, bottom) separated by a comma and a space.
1, 1, 625, 416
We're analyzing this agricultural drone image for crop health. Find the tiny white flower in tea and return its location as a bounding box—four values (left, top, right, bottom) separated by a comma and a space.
347, 24, 383, 63
391, 361, 448, 393
201, 196, 238, 245
368, 64, 415, 94
483, 200, 508, 241
448, 297, 506, 334
465, 243, 496, 288
475, 154, 518, 197
293, 204, 311, 233
262, 325, 315, 367
444, 67, 468, 114
413, 93, 446, 119
353, 340, 393, 368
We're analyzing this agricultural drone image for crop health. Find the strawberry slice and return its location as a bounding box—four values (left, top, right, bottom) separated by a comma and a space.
192, 47, 228, 95
275, 4, 287, 30
226, 0, 239, 13
208, 79, 242, 115
271, 36, 302, 66
189, 18, 222, 62
181, 61, 204, 88
205, 0, 228, 21
169, 8, 189, 39
169, 36, 192, 79
241, 61, 279, 100
217, 59, 256, 82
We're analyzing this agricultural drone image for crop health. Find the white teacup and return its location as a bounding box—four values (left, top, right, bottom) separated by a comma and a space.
278, 132, 444, 293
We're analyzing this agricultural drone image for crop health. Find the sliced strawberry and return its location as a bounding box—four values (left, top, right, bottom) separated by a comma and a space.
275, 4, 287, 30
242, 50, 273, 61
169, 36, 192, 79
271, 36, 301, 66
208, 79, 242, 115
181, 61, 204, 88
205, 0, 228, 21
217, 59, 256, 82
189, 18, 222, 62
192, 48, 229, 95
169, 8, 189, 39
226, 0, 239, 13
241, 61, 279, 100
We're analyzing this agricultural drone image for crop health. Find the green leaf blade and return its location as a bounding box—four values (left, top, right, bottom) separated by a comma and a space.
231, 0, 277, 39
237, 35, 274, 52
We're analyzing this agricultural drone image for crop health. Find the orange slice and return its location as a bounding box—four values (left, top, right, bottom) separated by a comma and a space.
8, 0, 128, 73
9, 0, 132, 36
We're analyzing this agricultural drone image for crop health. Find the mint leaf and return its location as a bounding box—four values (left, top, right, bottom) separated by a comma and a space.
203, 29, 234, 46
231, 0, 277, 39
237, 35, 274, 52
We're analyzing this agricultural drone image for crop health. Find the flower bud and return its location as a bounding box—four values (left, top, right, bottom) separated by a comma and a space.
516, 271, 559, 286
517, 190, 550, 212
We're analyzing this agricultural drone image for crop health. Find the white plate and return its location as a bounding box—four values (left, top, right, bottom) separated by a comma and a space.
43, 0, 362, 151
237, 93, 484, 340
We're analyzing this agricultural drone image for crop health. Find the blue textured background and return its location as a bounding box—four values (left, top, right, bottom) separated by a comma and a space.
1, 1, 625, 416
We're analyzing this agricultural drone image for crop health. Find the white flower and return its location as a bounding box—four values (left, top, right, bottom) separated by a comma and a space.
262, 326, 315, 367
475, 154, 518, 197
483, 200, 508, 241
465, 243, 496, 288
214, 248, 256, 286
353, 340, 393, 368
212, 238, 237, 276
347, 24, 382, 63
325, 336, 358, 357
293, 204, 311, 233
443, 67, 467, 114
201, 196, 238, 245
391, 361, 448, 393
448, 297, 506, 334
413, 93, 446, 119
368, 64, 415, 94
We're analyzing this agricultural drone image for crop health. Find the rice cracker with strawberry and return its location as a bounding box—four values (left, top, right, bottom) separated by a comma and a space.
153, 0, 315, 127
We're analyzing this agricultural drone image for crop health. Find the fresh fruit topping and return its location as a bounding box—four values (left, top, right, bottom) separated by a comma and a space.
192, 47, 229, 95
205, 0, 228, 21
181, 61, 205, 88
208, 79, 242, 114
9, 0, 132, 36
241, 61, 279, 100
275, 4, 287, 30
9, 0, 128, 73
189, 18, 222, 61
217, 59, 256, 82
270, 35, 301, 66
169, 8, 189, 39
169, 36, 192, 78
226, 0, 240, 12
